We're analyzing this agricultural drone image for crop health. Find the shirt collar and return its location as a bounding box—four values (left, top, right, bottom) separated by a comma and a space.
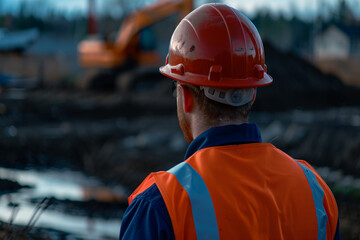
184, 123, 262, 160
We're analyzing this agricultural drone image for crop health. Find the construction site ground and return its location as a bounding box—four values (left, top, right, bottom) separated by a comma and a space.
0, 87, 358, 239
0, 42, 360, 239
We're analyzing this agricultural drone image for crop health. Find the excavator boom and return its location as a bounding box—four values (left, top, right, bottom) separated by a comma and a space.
78, 0, 192, 69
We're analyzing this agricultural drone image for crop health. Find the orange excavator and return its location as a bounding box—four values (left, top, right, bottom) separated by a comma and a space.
78, 0, 192, 90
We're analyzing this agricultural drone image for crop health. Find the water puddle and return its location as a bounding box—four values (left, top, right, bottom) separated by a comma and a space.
0, 167, 126, 239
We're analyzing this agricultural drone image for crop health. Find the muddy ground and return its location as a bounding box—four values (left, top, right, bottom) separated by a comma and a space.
0, 41, 360, 239
0, 86, 359, 239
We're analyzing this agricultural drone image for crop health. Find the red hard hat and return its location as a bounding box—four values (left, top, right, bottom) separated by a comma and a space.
160, 3, 273, 88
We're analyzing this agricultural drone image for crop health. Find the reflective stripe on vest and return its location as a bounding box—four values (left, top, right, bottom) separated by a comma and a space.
296, 162, 328, 240
168, 162, 220, 240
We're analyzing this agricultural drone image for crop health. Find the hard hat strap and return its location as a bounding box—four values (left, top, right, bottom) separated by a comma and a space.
200, 87, 255, 107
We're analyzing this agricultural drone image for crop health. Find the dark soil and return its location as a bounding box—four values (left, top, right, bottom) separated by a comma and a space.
0, 179, 32, 195
29, 198, 128, 219
0, 221, 87, 240
254, 42, 360, 111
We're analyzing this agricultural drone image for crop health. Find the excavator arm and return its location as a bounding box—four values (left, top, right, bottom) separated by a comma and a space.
78, 0, 192, 68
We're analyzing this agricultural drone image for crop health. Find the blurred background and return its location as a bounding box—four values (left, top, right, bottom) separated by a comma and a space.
0, 0, 359, 239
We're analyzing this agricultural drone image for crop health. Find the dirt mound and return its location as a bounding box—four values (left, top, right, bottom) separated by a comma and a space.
254, 42, 360, 111
0, 179, 31, 194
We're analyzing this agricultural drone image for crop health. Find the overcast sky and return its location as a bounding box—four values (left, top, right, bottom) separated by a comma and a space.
0, 0, 359, 20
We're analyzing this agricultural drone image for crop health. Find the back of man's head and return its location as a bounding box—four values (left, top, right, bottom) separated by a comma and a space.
160, 3, 273, 124
180, 83, 254, 124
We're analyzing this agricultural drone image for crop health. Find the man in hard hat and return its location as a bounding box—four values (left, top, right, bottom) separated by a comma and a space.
120, 3, 340, 239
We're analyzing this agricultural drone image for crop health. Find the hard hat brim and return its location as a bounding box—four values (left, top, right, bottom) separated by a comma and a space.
159, 65, 273, 88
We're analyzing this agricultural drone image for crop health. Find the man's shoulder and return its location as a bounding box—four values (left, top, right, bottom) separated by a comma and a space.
120, 183, 175, 239
129, 182, 172, 224
132, 183, 163, 205
128, 173, 157, 204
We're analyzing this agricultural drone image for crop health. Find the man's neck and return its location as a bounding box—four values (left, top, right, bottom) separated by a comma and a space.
190, 115, 248, 140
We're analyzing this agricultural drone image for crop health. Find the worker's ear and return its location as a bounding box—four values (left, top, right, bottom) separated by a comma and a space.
178, 84, 194, 113
251, 88, 257, 104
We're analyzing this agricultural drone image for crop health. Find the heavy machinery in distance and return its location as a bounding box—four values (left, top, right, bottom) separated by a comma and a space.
78, 0, 193, 91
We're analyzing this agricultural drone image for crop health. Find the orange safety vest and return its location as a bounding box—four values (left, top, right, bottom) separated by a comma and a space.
129, 143, 338, 240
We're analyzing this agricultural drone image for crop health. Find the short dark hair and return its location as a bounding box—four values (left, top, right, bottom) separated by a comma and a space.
181, 83, 252, 124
